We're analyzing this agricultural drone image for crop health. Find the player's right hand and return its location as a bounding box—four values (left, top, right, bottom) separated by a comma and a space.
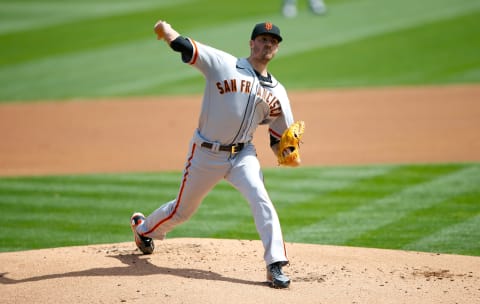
154, 20, 168, 40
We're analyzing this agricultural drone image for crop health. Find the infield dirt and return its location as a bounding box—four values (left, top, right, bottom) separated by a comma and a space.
0, 85, 480, 303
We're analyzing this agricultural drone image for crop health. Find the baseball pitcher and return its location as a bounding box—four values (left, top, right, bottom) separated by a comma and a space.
131, 20, 305, 289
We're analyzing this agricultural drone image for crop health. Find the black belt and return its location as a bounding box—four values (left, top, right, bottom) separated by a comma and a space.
201, 142, 245, 154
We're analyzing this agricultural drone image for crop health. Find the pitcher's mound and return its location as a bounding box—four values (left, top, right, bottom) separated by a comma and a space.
0, 238, 478, 303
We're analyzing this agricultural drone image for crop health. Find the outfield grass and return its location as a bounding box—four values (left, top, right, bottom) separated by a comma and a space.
0, 1, 479, 256
1, 164, 479, 256
1, 0, 479, 101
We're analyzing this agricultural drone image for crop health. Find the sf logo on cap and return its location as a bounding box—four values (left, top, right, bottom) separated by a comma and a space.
265, 22, 273, 31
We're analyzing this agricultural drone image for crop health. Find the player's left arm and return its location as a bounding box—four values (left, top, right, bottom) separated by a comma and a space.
269, 129, 282, 155
268, 110, 292, 160
268, 86, 294, 156
268, 90, 305, 167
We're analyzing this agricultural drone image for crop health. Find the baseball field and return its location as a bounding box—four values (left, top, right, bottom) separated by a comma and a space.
1, 0, 480, 303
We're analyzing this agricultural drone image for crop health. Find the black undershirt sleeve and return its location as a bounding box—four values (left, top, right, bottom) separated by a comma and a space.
270, 134, 280, 147
170, 36, 194, 63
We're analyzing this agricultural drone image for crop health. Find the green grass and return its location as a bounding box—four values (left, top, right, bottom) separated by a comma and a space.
1, 163, 479, 256
1, 0, 479, 257
1, 0, 479, 102
278, 10, 480, 88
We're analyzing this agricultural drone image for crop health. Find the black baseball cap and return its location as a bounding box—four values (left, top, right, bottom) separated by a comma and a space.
251, 22, 283, 42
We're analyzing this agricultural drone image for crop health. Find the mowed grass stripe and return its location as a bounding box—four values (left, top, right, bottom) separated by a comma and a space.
278, 10, 480, 88
0, 0, 188, 35
0, 202, 138, 251
281, 165, 458, 234
148, 10, 480, 95
346, 191, 480, 254
267, 165, 395, 193
0, 172, 182, 189
277, 0, 480, 57
267, 166, 395, 204
0, 193, 149, 213
0, 171, 182, 183
2, 0, 480, 101
0, 0, 197, 65
1, 196, 137, 251
0, 178, 179, 198
1, 164, 479, 255
403, 214, 480, 256
267, 167, 401, 233
0, 173, 183, 251
0, 0, 270, 67
0, 221, 129, 251
284, 164, 477, 243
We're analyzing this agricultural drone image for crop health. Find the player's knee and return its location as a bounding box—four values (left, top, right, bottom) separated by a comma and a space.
172, 209, 193, 224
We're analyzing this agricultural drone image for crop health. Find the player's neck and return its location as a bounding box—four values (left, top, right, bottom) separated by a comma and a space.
247, 57, 268, 77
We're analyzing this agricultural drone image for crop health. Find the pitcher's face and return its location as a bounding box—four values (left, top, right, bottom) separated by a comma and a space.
250, 34, 279, 63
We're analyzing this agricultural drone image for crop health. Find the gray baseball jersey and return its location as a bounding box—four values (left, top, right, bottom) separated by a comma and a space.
135, 37, 294, 266
189, 39, 294, 145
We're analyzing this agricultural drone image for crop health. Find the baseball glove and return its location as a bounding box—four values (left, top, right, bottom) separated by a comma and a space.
277, 121, 305, 167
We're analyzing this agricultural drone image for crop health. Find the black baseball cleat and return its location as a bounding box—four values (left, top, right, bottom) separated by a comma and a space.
130, 212, 155, 254
266, 262, 291, 288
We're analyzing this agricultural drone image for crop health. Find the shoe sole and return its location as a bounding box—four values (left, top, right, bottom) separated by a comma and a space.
271, 279, 290, 289
266, 269, 291, 288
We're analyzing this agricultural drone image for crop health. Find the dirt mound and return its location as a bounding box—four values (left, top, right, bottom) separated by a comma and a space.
1, 85, 480, 303
1, 238, 479, 304
1, 85, 479, 176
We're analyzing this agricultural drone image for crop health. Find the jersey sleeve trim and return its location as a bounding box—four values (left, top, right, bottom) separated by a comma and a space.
188, 38, 199, 65
269, 127, 282, 139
